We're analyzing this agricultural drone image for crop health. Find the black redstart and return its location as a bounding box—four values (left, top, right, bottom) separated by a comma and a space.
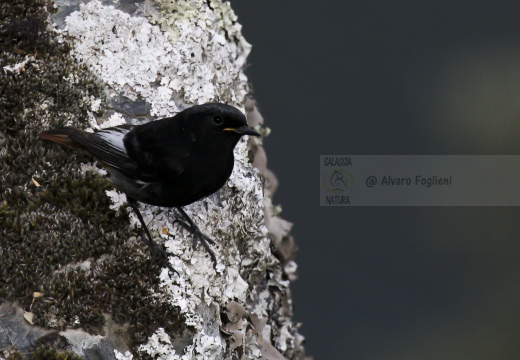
41, 103, 260, 268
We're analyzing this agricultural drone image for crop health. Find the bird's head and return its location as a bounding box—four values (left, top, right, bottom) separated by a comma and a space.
184, 103, 260, 145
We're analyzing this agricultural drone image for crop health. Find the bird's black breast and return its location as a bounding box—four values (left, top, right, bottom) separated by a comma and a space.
115, 150, 235, 208
117, 115, 238, 207
123, 117, 190, 182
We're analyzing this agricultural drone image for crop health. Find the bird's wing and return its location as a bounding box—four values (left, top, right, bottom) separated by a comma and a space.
65, 125, 142, 176
41, 122, 188, 182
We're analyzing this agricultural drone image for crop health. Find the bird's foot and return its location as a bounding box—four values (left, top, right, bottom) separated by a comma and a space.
191, 226, 217, 267
174, 208, 218, 268
128, 198, 178, 275
146, 239, 178, 275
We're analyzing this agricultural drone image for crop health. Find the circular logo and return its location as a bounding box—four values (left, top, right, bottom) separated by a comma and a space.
322, 169, 353, 193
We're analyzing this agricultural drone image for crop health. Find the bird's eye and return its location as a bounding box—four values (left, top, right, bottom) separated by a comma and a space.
212, 115, 224, 125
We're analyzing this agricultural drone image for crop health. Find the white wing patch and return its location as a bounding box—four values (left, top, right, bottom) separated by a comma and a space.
98, 128, 128, 155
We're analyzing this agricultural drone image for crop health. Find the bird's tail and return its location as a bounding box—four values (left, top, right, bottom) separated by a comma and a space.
40, 128, 85, 149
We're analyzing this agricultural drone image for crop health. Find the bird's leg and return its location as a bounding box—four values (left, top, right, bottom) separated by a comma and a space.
173, 207, 217, 268
127, 198, 157, 259
128, 198, 177, 274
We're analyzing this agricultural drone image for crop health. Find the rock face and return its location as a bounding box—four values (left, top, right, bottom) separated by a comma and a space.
0, 1, 305, 359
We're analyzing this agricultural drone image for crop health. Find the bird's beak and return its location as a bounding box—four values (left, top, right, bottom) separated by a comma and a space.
224, 126, 261, 137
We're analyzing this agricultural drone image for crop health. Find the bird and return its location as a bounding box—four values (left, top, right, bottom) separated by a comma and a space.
40, 103, 261, 269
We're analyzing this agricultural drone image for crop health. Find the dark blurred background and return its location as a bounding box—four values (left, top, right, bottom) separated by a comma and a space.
232, 1, 520, 359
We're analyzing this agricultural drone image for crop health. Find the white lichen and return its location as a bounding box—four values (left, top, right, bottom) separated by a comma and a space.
59, 329, 103, 355
62, 0, 250, 117
2, 55, 35, 74
114, 350, 134, 360
139, 328, 177, 359
54, 1, 302, 358
105, 189, 127, 213
101, 112, 126, 128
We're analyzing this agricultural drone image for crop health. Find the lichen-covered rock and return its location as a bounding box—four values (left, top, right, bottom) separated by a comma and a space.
0, 1, 306, 359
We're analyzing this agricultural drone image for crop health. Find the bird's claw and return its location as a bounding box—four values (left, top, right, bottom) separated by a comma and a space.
146, 237, 178, 275
174, 209, 218, 269
192, 229, 217, 268
128, 198, 178, 275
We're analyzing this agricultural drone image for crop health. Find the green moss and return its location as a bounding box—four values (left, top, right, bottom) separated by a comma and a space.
5, 345, 83, 360
31, 346, 83, 360
0, 0, 186, 352
0, 0, 57, 55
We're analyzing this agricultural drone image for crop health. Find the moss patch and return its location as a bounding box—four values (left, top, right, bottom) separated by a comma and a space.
4, 345, 83, 360
0, 0, 186, 351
